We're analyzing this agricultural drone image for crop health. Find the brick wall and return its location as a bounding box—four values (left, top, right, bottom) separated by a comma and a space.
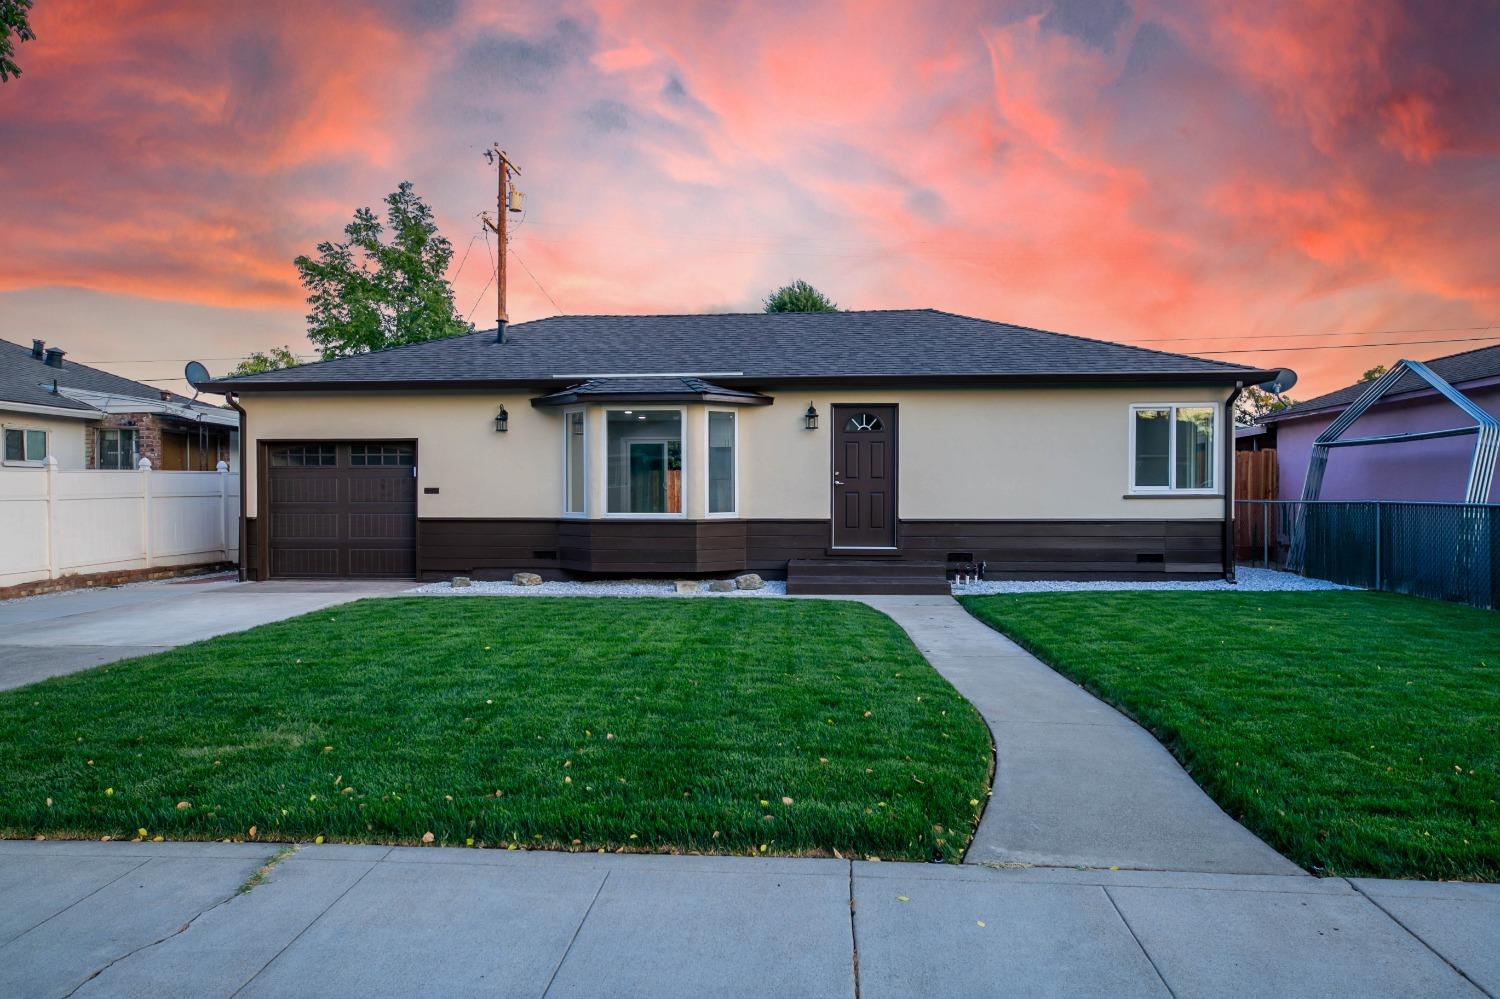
84, 413, 165, 469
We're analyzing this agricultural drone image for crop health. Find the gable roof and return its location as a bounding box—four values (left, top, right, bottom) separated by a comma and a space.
205, 309, 1274, 392
0, 338, 169, 413
1265, 342, 1500, 422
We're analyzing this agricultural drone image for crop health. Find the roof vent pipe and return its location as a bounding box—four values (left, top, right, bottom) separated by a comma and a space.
44, 347, 65, 368
495, 321, 507, 345
32, 339, 45, 359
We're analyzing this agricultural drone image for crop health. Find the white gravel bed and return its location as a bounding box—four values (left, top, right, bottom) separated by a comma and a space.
407, 578, 789, 598
952, 567, 1356, 596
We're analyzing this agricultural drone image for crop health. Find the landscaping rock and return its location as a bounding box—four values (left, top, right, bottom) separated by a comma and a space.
735, 573, 765, 590
708, 579, 736, 592
512, 572, 544, 587
674, 580, 699, 594
451, 576, 472, 588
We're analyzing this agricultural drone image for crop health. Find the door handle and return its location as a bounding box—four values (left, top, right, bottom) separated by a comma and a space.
834, 479, 845, 486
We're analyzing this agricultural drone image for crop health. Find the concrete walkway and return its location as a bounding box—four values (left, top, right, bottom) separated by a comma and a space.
0, 578, 413, 691
0, 840, 1493, 998
862, 596, 1302, 875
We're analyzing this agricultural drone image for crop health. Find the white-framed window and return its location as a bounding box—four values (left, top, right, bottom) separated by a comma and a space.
706, 410, 737, 516
3, 426, 48, 464
606, 408, 685, 516
1129, 404, 1218, 493
96, 427, 141, 470
563, 409, 587, 516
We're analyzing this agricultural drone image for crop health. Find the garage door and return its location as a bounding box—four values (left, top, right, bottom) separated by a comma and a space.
266, 442, 416, 578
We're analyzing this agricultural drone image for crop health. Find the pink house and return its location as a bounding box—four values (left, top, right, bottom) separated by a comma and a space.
1261, 343, 1500, 504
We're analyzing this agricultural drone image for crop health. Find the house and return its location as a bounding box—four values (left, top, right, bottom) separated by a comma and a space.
201, 309, 1280, 589
1, 338, 239, 471
1259, 342, 1500, 503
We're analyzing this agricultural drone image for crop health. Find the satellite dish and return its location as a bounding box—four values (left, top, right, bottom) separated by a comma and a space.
1257, 368, 1298, 395
184, 361, 211, 389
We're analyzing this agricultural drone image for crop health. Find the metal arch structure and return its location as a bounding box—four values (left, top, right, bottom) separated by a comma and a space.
1288, 358, 1500, 570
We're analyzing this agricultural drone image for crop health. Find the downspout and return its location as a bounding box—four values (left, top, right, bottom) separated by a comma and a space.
1223, 382, 1244, 582
226, 393, 249, 582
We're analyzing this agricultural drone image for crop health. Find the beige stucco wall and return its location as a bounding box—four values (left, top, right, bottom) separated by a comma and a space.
238, 384, 1233, 521
0, 409, 90, 469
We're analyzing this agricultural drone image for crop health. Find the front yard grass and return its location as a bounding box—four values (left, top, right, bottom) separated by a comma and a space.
0, 598, 992, 862
959, 590, 1499, 881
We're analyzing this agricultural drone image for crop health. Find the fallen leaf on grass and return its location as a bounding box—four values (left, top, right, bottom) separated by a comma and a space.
176, 801, 191, 810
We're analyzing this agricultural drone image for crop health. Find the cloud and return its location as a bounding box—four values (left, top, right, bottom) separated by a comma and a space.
1, 0, 1498, 396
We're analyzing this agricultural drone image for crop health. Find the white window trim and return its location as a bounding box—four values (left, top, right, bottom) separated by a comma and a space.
2, 424, 50, 466
561, 407, 588, 518
1127, 403, 1221, 495
704, 409, 739, 518
603, 405, 688, 519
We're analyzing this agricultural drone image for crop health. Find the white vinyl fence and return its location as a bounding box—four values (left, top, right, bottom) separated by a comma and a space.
0, 457, 239, 589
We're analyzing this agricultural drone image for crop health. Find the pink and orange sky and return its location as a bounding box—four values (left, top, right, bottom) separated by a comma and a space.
2, 0, 1498, 396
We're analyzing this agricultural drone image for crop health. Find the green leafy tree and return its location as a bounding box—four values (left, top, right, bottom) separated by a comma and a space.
1360, 364, 1388, 382
1235, 386, 1295, 426
229, 346, 301, 378
1, 0, 36, 82
763, 280, 837, 313
294, 182, 471, 359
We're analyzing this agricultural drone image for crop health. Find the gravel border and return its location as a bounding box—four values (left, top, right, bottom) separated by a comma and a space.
407, 578, 789, 598
0, 569, 239, 607
952, 567, 1356, 596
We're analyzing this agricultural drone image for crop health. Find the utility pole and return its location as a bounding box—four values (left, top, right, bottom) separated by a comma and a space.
482, 144, 522, 343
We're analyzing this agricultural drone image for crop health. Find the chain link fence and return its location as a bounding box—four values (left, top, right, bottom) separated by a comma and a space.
1235, 500, 1499, 609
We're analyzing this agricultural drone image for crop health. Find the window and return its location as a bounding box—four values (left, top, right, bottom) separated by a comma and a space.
606, 409, 682, 515
564, 411, 586, 515
1130, 405, 1217, 492
708, 411, 736, 515
3, 427, 48, 463
96, 428, 140, 470
270, 444, 336, 467
844, 412, 884, 432
350, 444, 414, 466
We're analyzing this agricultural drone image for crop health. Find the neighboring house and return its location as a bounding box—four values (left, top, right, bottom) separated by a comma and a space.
202, 310, 1279, 588
1260, 342, 1500, 503
0, 338, 238, 471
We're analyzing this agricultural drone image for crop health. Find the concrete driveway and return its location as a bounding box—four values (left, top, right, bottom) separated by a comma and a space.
0, 576, 413, 691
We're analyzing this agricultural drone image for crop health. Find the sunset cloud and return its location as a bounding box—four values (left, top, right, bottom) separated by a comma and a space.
1, 0, 1497, 395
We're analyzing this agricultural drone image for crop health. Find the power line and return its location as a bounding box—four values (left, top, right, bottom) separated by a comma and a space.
1132, 324, 1500, 345
511, 247, 562, 314
450, 233, 481, 284
1193, 334, 1500, 355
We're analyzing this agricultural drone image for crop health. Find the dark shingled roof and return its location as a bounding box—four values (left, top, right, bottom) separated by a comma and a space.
532, 376, 770, 406
206, 310, 1272, 391
1265, 342, 1500, 422
0, 338, 168, 412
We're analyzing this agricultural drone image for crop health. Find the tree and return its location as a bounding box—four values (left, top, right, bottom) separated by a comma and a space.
1, 0, 35, 82
294, 181, 471, 359
763, 280, 837, 313
1235, 386, 1295, 426
1360, 364, 1388, 382
229, 346, 300, 378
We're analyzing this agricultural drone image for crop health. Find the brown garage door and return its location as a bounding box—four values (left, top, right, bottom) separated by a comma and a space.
266, 442, 416, 578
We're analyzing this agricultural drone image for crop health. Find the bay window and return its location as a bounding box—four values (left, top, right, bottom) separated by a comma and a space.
1130, 405, 1217, 492
564, 410, 586, 515
707, 411, 736, 515
606, 409, 683, 515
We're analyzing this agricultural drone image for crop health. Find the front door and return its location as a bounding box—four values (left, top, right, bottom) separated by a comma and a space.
832, 404, 897, 549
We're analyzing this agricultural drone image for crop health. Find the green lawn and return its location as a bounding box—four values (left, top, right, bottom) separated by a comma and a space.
0, 598, 992, 862
960, 590, 1500, 881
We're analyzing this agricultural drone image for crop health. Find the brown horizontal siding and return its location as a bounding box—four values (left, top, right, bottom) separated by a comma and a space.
400, 517, 1225, 581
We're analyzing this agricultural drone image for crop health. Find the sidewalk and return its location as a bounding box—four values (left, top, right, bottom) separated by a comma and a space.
0, 840, 1493, 998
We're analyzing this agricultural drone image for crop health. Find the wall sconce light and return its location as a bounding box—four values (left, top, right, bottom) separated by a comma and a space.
803, 403, 819, 431
495, 405, 509, 432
